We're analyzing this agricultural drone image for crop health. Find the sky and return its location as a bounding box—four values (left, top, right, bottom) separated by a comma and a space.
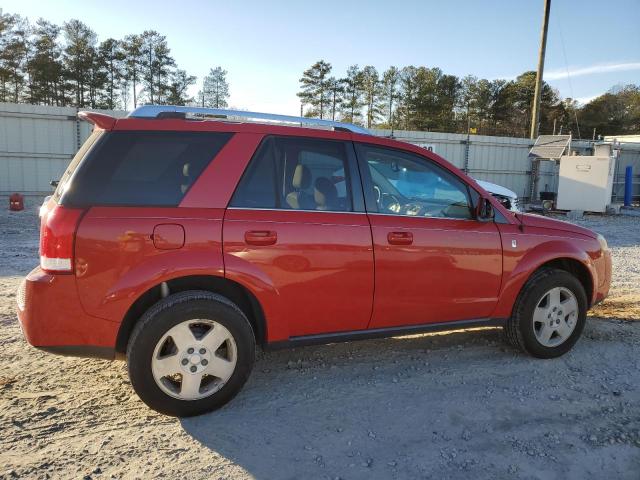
2, 0, 639, 114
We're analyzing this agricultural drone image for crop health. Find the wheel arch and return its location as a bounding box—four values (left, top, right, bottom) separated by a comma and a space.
534, 258, 593, 305
115, 275, 267, 356
493, 240, 597, 319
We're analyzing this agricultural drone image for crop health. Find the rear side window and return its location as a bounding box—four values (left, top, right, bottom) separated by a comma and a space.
53, 130, 102, 203
229, 138, 279, 209
60, 131, 232, 207
231, 136, 353, 212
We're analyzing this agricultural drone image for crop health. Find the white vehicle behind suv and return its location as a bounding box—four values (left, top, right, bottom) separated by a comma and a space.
476, 179, 520, 212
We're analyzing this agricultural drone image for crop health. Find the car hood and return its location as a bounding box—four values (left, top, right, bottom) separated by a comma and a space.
475, 179, 518, 198
515, 213, 597, 239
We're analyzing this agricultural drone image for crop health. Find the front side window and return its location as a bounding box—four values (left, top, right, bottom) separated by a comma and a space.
357, 144, 473, 219
231, 136, 353, 212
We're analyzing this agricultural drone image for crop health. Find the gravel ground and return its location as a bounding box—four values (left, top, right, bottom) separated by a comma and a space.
0, 197, 639, 480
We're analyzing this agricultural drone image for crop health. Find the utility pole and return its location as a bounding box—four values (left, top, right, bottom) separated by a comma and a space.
530, 0, 551, 139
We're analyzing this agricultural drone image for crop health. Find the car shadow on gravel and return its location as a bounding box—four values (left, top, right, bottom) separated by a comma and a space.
179, 328, 529, 479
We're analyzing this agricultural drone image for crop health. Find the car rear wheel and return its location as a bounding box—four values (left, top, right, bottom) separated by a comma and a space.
127, 291, 255, 416
505, 268, 587, 358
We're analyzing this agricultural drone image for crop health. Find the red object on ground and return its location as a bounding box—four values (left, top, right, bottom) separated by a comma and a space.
9, 193, 24, 211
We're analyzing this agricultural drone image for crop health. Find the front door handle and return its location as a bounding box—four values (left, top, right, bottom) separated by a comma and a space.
387, 231, 413, 245
245, 230, 277, 246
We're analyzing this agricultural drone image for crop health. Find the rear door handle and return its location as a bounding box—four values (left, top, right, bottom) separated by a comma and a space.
245, 230, 277, 246
387, 231, 413, 245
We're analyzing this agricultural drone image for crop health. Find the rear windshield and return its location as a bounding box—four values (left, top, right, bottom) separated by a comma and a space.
59, 131, 232, 207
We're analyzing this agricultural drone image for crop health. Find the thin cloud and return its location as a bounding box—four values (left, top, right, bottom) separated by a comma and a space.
545, 62, 640, 81
574, 94, 600, 105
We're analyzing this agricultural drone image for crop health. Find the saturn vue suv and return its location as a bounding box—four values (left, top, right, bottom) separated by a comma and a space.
16, 106, 611, 416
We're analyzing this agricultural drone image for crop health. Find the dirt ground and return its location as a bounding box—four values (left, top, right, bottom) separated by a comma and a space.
0, 197, 638, 480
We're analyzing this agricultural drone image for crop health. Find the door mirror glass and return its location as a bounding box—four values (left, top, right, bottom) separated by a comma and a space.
477, 198, 495, 221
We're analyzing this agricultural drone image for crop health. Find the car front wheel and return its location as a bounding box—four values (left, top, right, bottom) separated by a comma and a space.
505, 268, 588, 358
127, 291, 255, 416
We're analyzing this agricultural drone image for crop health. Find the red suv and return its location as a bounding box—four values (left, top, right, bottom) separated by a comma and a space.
17, 106, 611, 416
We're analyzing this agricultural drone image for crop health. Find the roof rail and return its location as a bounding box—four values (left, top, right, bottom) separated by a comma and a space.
127, 105, 370, 135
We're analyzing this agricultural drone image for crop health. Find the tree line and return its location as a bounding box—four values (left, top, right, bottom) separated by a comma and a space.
1, 9, 638, 138
298, 60, 640, 138
0, 11, 230, 110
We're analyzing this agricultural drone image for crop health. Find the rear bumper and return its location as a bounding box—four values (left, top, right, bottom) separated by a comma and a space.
16, 266, 119, 360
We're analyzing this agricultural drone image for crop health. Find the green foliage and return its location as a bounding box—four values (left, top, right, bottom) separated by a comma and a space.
167, 69, 196, 106
326, 77, 343, 121
27, 20, 64, 105
339, 65, 365, 125
297, 60, 332, 119
139, 30, 175, 105
0, 10, 230, 110
299, 60, 638, 138
381, 66, 400, 127
199, 67, 230, 108
361, 65, 384, 128
0, 12, 30, 103
579, 85, 640, 136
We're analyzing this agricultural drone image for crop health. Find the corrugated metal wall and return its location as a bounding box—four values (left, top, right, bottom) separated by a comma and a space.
0, 103, 126, 194
1, 102, 639, 201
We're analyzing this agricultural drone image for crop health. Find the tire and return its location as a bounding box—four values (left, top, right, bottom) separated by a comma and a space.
504, 268, 588, 359
127, 290, 255, 416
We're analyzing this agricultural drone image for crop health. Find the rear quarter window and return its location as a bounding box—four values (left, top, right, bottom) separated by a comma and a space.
60, 131, 232, 207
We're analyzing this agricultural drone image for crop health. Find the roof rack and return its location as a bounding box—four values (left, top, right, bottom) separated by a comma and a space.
127, 105, 370, 135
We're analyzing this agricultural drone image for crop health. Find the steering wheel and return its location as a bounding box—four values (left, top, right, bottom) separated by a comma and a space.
373, 185, 382, 204
381, 193, 401, 213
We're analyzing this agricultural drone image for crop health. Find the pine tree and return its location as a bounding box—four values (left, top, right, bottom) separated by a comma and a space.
62, 19, 97, 107
297, 60, 332, 119
97, 38, 124, 109
0, 12, 15, 101
27, 19, 64, 105
436, 73, 460, 132
340, 65, 364, 124
381, 66, 400, 127
361, 66, 383, 128
0, 13, 30, 103
122, 34, 143, 107
397, 66, 418, 129
140, 30, 175, 104
200, 67, 230, 108
327, 77, 343, 121
166, 69, 195, 105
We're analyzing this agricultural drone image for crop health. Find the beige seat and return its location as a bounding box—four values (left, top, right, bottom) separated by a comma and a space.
180, 163, 191, 194
286, 164, 314, 209
314, 177, 338, 211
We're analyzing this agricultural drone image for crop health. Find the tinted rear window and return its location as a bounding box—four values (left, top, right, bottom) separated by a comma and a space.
60, 131, 232, 207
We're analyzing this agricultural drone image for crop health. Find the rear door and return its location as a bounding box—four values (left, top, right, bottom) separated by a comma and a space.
223, 135, 374, 340
355, 143, 503, 329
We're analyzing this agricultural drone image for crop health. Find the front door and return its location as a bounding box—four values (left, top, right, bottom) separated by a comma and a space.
223, 135, 374, 340
355, 143, 503, 329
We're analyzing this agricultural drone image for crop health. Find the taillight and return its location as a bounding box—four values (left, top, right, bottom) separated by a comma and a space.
39, 204, 83, 274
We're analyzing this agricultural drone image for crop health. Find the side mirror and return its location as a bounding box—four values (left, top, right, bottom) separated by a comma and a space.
476, 197, 495, 222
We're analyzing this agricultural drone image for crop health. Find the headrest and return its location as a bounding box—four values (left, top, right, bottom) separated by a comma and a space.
292, 164, 311, 190
314, 177, 337, 208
